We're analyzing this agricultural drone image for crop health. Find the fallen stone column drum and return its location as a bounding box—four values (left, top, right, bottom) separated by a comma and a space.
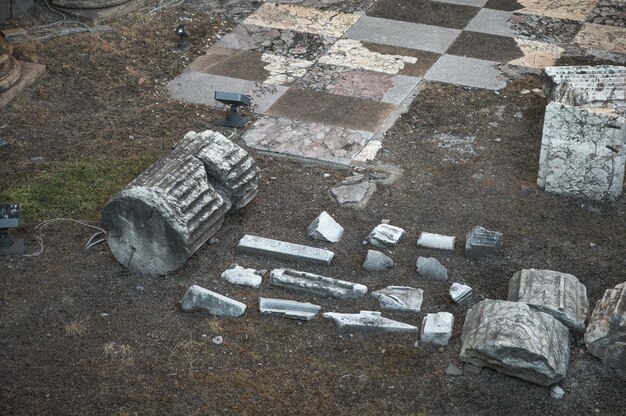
102, 130, 260, 275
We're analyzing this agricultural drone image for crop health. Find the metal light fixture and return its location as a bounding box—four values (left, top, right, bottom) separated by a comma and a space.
175, 25, 189, 50
0, 204, 24, 255
213, 92, 252, 128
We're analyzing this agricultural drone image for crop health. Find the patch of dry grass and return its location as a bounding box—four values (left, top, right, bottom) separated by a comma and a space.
102, 342, 134, 365
64, 319, 88, 336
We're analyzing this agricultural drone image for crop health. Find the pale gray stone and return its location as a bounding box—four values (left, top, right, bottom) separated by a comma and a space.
323, 310, 418, 334
367, 223, 405, 247
330, 175, 377, 208
460, 300, 571, 386
371, 286, 423, 313
416, 232, 456, 251
220, 263, 265, 288
508, 269, 589, 333
259, 297, 321, 321
416, 257, 448, 282
421, 312, 454, 346
362, 250, 394, 272
306, 211, 344, 243
465, 226, 503, 259
270, 268, 367, 300
449, 283, 473, 304
181, 285, 246, 317
237, 235, 335, 265
445, 364, 464, 376
550, 385, 565, 400
584, 282, 626, 369
212, 336, 223, 345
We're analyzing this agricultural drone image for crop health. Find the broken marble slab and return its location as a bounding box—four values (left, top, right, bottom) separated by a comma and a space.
323, 310, 418, 334
416, 256, 448, 282
465, 226, 503, 259
508, 269, 589, 333
584, 281, 626, 369
371, 286, 423, 313
259, 297, 321, 321
237, 234, 335, 265
449, 283, 473, 304
362, 250, 394, 272
367, 223, 406, 247
330, 173, 377, 207
421, 312, 454, 346
417, 232, 456, 251
306, 211, 344, 243
270, 268, 367, 300
181, 285, 246, 317
220, 263, 266, 288
460, 300, 571, 386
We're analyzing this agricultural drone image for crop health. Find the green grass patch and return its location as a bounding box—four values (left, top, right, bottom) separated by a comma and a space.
0, 156, 156, 224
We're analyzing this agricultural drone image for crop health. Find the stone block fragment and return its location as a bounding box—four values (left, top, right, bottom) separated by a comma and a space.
220, 263, 265, 288
584, 282, 626, 369
371, 286, 423, 313
306, 211, 344, 243
464, 226, 503, 259
323, 310, 418, 334
362, 250, 394, 272
237, 235, 335, 265
416, 232, 456, 251
330, 174, 377, 208
366, 223, 405, 247
449, 283, 473, 304
181, 285, 246, 317
508, 269, 589, 333
269, 268, 367, 300
259, 297, 321, 321
460, 300, 571, 386
421, 312, 454, 346
416, 257, 448, 282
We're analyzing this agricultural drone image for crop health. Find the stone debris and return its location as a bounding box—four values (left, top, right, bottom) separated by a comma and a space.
270, 268, 367, 300
416, 232, 456, 251
508, 269, 589, 333
330, 173, 377, 208
306, 211, 344, 243
259, 297, 321, 321
449, 283, 473, 304
463, 363, 482, 375
366, 223, 406, 247
421, 312, 454, 346
460, 300, 571, 386
416, 257, 448, 282
102, 130, 259, 275
465, 226, 503, 259
220, 263, 266, 289
445, 364, 463, 376
550, 385, 565, 400
181, 285, 247, 318
323, 310, 418, 334
371, 286, 424, 313
212, 336, 223, 345
237, 234, 335, 265
537, 66, 626, 201
362, 250, 394, 272
584, 282, 626, 369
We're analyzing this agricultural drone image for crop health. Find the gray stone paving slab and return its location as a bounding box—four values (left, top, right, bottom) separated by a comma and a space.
237, 235, 335, 265
166, 72, 288, 114
433, 0, 488, 7
424, 54, 506, 90
465, 8, 515, 37
345, 16, 461, 54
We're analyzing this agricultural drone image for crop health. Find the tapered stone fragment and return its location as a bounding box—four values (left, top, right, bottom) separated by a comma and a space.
362, 250, 394, 272
460, 300, 571, 386
507, 269, 589, 333
306, 211, 344, 243
237, 235, 335, 265
323, 310, 418, 334
269, 268, 367, 300
181, 285, 246, 317
584, 282, 626, 369
416, 256, 448, 282
259, 297, 321, 321
371, 286, 423, 313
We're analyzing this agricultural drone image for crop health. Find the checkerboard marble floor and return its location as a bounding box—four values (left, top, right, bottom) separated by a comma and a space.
167, 0, 626, 165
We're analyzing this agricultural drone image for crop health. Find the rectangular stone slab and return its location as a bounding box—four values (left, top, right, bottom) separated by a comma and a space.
259, 297, 321, 321
270, 268, 367, 299
237, 235, 335, 265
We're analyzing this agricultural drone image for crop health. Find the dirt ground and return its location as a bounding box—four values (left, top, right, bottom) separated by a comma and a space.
1, 2, 625, 415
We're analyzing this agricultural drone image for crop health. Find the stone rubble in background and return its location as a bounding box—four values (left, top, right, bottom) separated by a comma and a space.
362, 249, 394, 272
371, 286, 423, 313
221, 263, 266, 288
417, 232, 456, 251
181, 285, 247, 317
421, 312, 454, 346
259, 297, 321, 321
584, 281, 626, 369
323, 310, 418, 334
449, 283, 473, 304
508, 269, 589, 333
366, 223, 406, 247
306, 211, 344, 243
416, 256, 448, 282
270, 268, 368, 300
465, 226, 503, 259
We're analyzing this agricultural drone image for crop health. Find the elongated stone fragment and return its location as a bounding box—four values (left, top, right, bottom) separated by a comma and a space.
237, 235, 335, 265
507, 269, 589, 333
181, 285, 246, 317
323, 310, 418, 334
259, 297, 321, 321
270, 268, 367, 299
417, 232, 456, 251
372, 286, 423, 313
460, 300, 571, 386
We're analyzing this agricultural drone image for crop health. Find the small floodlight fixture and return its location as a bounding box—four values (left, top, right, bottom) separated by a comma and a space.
213, 92, 252, 128
175, 25, 189, 49
0, 204, 24, 255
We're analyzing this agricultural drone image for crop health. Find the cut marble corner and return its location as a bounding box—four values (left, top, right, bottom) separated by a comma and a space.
573, 23, 626, 55
166, 72, 288, 114
241, 115, 375, 166
243, 2, 361, 37
424, 54, 507, 90
515, 0, 598, 21
506, 39, 565, 68
345, 16, 461, 54
465, 8, 515, 37
0, 61, 46, 108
